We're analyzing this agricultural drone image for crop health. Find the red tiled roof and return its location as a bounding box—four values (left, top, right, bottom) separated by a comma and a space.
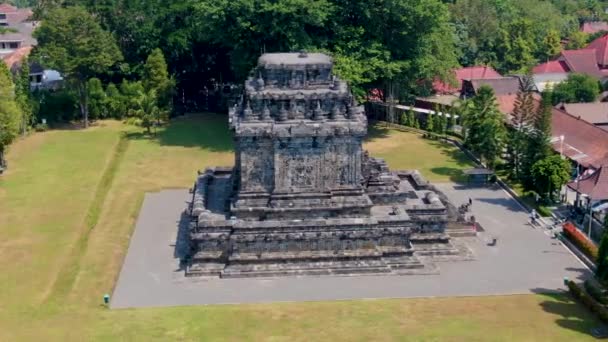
532, 60, 570, 74
560, 49, 603, 77
586, 34, 608, 67
567, 166, 608, 200
2, 45, 31, 70
470, 77, 520, 95
0, 3, 17, 13
581, 21, 608, 34
551, 104, 608, 168
433, 66, 501, 94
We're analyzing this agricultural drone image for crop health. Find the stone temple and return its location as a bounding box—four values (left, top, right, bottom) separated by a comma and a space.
186, 52, 471, 278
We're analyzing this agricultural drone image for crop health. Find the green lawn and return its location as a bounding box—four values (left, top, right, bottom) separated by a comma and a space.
0, 114, 601, 341
365, 125, 474, 182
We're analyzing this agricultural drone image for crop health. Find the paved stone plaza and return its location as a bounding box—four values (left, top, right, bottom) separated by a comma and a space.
111, 184, 590, 309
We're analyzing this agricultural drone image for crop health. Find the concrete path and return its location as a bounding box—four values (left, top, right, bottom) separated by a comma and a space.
111, 185, 590, 309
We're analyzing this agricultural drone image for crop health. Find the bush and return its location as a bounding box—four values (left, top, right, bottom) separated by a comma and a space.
123, 117, 142, 126
537, 206, 552, 217
567, 280, 608, 323
563, 222, 598, 261
584, 280, 608, 305
34, 123, 48, 132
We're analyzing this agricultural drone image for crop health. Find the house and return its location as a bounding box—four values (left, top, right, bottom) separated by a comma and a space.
432, 66, 502, 95
551, 105, 608, 170
557, 102, 608, 131
0, 3, 61, 90
460, 76, 521, 99
581, 21, 608, 34
0, 3, 35, 57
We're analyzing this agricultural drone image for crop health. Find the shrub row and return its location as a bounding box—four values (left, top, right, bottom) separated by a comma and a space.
584, 280, 608, 305
567, 280, 608, 323
563, 222, 598, 261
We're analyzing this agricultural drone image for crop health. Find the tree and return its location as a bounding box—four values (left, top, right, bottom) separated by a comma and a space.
119, 80, 145, 117
522, 91, 553, 189
426, 113, 435, 132
0, 61, 22, 169
33, 6, 123, 128
463, 85, 506, 168
134, 89, 167, 134
540, 29, 562, 61
407, 107, 415, 127
105, 83, 124, 119
496, 18, 537, 73
552, 73, 600, 104
597, 215, 608, 281
530, 154, 571, 201
14, 57, 32, 135
87, 78, 107, 120
507, 75, 536, 179
566, 31, 589, 49
143, 48, 174, 112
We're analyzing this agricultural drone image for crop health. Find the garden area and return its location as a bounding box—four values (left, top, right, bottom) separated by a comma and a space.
0, 113, 601, 340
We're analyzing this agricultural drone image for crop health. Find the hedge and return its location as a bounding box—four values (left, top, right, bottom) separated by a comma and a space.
567, 280, 608, 323
585, 280, 608, 305
563, 222, 598, 261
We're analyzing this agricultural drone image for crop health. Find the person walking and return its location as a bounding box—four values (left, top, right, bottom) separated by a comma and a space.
468, 198, 472, 206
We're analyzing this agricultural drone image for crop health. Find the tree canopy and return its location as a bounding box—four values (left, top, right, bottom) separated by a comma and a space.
33, 6, 123, 127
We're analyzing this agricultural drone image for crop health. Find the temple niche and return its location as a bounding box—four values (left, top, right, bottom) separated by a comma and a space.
186, 52, 470, 278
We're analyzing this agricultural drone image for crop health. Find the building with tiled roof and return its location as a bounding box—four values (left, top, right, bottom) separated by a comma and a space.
433, 66, 501, 95
551, 105, 608, 169
558, 102, 608, 131
461, 77, 521, 99
581, 21, 608, 34
567, 165, 608, 201
586, 34, 608, 68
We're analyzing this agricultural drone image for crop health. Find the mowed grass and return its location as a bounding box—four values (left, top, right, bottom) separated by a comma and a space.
0, 114, 601, 341
365, 125, 474, 182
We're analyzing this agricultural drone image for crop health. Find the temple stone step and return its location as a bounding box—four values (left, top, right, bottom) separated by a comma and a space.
412, 243, 461, 256
228, 248, 412, 264
185, 262, 225, 277
445, 227, 477, 238
220, 259, 394, 278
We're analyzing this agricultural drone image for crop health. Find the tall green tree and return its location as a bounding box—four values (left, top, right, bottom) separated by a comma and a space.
530, 154, 571, 200
87, 78, 107, 120
522, 91, 553, 190
496, 18, 537, 73
464, 85, 506, 168
143, 48, 174, 112
507, 76, 536, 179
540, 29, 562, 61
33, 6, 123, 128
0, 61, 22, 169
14, 58, 32, 135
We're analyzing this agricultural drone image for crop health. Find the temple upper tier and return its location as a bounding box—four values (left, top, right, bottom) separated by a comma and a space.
231, 51, 363, 125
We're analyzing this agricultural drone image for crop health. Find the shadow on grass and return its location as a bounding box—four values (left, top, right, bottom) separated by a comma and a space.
364, 124, 391, 142
533, 291, 604, 337
125, 113, 234, 152
429, 167, 467, 183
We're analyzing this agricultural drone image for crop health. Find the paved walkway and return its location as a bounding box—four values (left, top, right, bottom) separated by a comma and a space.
111, 185, 590, 309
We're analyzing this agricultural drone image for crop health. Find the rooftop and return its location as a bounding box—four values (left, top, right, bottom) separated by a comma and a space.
469, 77, 520, 95
559, 102, 608, 125
433, 66, 501, 94
559, 49, 603, 77
258, 52, 332, 67
586, 34, 608, 66
581, 21, 608, 34
551, 104, 608, 168
567, 166, 608, 200
532, 60, 569, 74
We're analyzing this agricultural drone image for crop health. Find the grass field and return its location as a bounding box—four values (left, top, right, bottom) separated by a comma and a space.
0, 113, 601, 340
